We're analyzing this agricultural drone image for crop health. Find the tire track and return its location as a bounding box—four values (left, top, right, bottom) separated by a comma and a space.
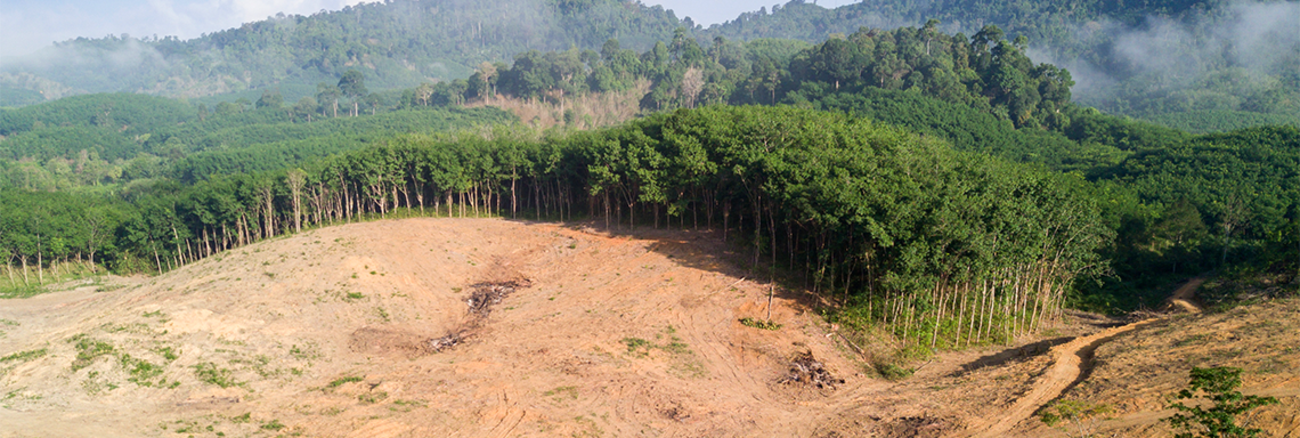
968, 277, 1205, 437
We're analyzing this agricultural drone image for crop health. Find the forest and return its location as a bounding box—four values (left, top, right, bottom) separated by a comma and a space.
1, 14, 1298, 353
5, 0, 1296, 134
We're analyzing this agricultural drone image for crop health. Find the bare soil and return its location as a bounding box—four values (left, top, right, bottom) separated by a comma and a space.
0, 218, 1295, 437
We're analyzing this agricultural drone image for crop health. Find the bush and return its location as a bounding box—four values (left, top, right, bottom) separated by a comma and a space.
1165, 366, 1278, 438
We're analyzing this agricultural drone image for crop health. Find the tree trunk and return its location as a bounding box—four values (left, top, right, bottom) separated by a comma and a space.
19, 256, 29, 286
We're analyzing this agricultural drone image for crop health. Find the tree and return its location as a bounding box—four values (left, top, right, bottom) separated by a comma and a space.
316, 82, 342, 118
477, 62, 498, 98
256, 90, 284, 110
1166, 367, 1278, 438
338, 70, 368, 116
293, 96, 318, 122
286, 169, 307, 233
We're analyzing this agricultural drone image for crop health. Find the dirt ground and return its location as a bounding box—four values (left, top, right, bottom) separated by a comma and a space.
0, 218, 1295, 437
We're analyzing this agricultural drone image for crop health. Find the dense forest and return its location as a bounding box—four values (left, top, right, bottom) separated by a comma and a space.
408, 24, 1075, 130
700, 0, 1300, 124
5, 0, 1296, 133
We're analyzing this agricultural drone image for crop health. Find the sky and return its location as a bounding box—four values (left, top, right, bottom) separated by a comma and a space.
0, 0, 861, 59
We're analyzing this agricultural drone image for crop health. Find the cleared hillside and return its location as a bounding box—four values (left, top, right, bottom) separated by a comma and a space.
0, 218, 1295, 437
0, 218, 928, 437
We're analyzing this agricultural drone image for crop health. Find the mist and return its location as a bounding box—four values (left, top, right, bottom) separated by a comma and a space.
1028, 0, 1300, 111
0, 0, 376, 60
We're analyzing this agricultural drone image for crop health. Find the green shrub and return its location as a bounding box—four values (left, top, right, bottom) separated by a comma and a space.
1165, 366, 1279, 438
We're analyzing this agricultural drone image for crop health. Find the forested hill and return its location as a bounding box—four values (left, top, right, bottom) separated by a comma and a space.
2, 0, 686, 105
5, 0, 1296, 132
701, 0, 1300, 125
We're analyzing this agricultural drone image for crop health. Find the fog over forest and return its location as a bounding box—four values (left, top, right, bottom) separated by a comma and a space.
1032, 0, 1300, 110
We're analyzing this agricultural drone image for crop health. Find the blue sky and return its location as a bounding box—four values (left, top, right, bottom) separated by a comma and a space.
0, 0, 860, 59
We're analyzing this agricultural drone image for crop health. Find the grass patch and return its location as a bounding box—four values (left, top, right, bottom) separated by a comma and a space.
155, 346, 180, 361
622, 337, 651, 357
260, 419, 285, 431
738, 317, 783, 330
193, 362, 239, 388
68, 334, 115, 371
82, 370, 118, 394
0, 348, 47, 364
120, 354, 164, 386
0, 283, 48, 299
874, 362, 915, 381
622, 327, 707, 378
544, 385, 579, 401
326, 375, 363, 389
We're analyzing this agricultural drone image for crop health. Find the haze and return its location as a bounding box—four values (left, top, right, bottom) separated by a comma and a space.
0, 0, 859, 59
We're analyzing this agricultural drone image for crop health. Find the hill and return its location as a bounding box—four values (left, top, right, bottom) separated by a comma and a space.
1, 218, 1295, 437
1, 0, 685, 105
699, 0, 1300, 127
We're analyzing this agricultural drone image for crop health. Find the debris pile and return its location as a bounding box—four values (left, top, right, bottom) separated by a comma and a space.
425, 280, 530, 353
778, 351, 844, 389
466, 281, 528, 316
425, 332, 462, 353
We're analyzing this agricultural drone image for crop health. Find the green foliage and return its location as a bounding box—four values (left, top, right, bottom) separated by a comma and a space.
1165, 366, 1279, 438
874, 362, 914, 381
812, 88, 1127, 173
1039, 399, 1112, 437
68, 334, 114, 371
192, 362, 239, 388
738, 317, 782, 330
326, 376, 363, 389
119, 354, 164, 386
0, 90, 512, 191
1145, 111, 1300, 135
0, 93, 195, 138
167, 106, 514, 183
0, 348, 47, 364
260, 419, 285, 431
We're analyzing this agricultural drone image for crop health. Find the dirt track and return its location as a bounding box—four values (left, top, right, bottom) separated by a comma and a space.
968, 277, 1208, 437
